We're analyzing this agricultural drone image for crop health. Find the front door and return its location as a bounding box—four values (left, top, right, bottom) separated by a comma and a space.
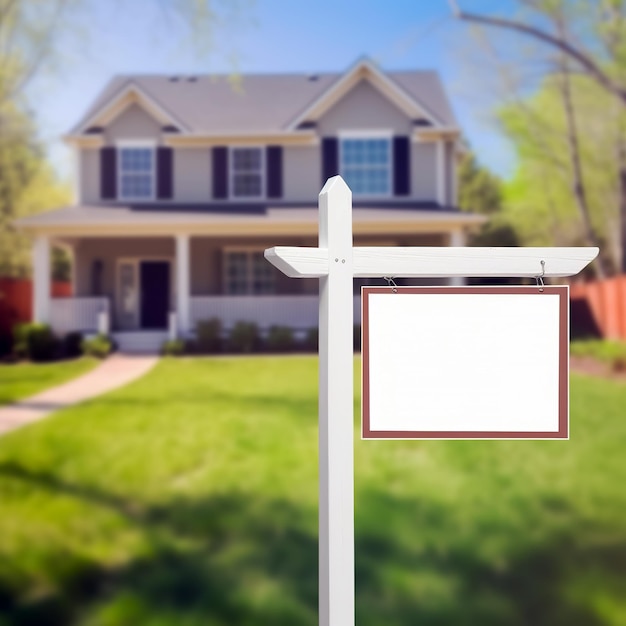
140, 261, 170, 329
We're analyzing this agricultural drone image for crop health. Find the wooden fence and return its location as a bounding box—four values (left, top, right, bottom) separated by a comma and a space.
570, 275, 626, 341
0, 278, 72, 336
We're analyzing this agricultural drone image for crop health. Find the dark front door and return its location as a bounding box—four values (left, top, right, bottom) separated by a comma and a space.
140, 261, 169, 329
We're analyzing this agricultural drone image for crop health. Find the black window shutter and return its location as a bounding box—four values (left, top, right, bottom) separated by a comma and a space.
157, 147, 174, 199
322, 137, 339, 184
212, 146, 228, 199
100, 147, 117, 199
393, 136, 411, 196
266, 145, 283, 198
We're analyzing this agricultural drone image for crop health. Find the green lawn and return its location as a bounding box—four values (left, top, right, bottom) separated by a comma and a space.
0, 358, 98, 406
0, 356, 625, 625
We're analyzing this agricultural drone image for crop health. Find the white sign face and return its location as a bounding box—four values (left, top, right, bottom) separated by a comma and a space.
362, 286, 569, 440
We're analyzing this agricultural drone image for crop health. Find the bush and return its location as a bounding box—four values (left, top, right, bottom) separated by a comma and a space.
266, 326, 295, 352
353, 325, 362, 351
195, 317, 222, 353
302, 327, 318, 352
63, 332, 83, 358
13, 323, 58, 361
229, 321, 259, 353
81, 334, 112, 359
161, 339, 185, 356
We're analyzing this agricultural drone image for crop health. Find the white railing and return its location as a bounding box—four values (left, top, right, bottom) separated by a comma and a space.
49, 297, 110, 335
189, 295, 362, 332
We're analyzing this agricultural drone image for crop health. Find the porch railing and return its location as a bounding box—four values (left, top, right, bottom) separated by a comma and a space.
189, 295, 362, 332
49, 297, 110, 335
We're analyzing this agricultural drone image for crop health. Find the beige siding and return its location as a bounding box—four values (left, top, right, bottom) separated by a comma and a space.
282, 146, 320, 202
445, 141, 455, 206
190, 238, 220, 294
104, 103, 162, 144
317, 79, 412, 136
80, 148, 100, 204
411, 142, 437, 201
175, 148, 211, 202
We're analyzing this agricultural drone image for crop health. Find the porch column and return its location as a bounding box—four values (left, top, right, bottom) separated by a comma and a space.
448, 229, 466, 286
176, 233, 190, 336
32, 235, 51, 323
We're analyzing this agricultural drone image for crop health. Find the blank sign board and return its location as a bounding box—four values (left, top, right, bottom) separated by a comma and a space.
362, 286, 569, 440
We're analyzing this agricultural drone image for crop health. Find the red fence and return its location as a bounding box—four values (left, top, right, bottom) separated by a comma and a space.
570, 275, 626, 341
0, 278, 72, 336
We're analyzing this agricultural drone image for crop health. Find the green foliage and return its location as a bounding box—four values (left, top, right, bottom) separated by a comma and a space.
161, 339, 186, 356
571, 339, 626, 371
303, 327, 318, 352
81, 334, 112, 359
266, 326, 295, 352
195, 317, 222, 353
458, 152, 503, 215
499, 75, 622, 270
62, 331, 83, 358
228, 321, 259, 353
13, 322, 58, 361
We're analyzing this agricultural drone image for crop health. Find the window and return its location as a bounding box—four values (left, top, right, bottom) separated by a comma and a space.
231, 147, 264, 198
119, 147, 154, 200
224, 251, 275, 294
340, 137, 391, 196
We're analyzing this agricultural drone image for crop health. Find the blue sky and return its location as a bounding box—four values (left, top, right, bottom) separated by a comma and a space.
27, 0, 518, 181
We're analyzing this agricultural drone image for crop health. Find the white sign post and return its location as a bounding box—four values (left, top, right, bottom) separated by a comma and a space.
264, 176, 597, 626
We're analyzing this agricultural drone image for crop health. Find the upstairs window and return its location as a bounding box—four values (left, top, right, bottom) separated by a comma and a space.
224, 250, 275, 294
119, 146, 154, 200
231, 147, 264, 198
340, 137, 391, 196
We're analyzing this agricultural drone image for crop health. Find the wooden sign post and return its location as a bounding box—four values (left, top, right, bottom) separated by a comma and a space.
265, 176, 597, 626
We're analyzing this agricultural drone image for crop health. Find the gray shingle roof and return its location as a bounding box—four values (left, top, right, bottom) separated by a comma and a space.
72, 68, 458, 134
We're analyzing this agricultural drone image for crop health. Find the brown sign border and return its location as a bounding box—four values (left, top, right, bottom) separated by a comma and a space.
361, 286, 569, 440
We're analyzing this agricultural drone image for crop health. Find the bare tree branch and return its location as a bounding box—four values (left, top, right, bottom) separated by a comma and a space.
449, 0, 626, 107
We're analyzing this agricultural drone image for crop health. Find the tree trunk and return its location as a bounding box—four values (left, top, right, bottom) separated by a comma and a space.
558, 54, 608, 278
618, 143, 626, 273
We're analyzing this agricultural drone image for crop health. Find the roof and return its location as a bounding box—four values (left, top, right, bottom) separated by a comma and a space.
16, 203, 485, 235
71, 67, 458, 135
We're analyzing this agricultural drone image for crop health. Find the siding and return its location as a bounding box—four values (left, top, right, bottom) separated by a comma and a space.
411, 142, 438, 201
80, 148, 100, 204
317, 79, 412, 136
282, 146, 320, 202
104, 103, 162, 143
175, 148, 212, 202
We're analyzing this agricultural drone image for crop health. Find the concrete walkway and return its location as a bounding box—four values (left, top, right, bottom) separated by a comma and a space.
0, 354, 158, 435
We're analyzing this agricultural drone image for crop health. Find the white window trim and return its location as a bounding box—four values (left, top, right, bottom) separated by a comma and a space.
229, 146, 265, 200
116, 141, 157, 202
338, 131, 393, 199
222, 247, 275, 295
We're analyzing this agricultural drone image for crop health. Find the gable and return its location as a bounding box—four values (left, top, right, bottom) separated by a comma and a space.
104, 103, 162, 143
316, 79, 412, 135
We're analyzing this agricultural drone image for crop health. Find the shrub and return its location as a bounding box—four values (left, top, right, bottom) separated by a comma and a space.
266, 326, 295, 352
81, 334, 112, 359
229, 321, 259, 353
195, 317, 222, 353
63, 331, 84, 358
13, 323, 58, 362
302, 327, 318, 352
161, 339, 185, 356
353, 325, 362, 351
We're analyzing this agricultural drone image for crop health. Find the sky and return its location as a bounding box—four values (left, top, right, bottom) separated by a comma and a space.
26, 0, 520, 182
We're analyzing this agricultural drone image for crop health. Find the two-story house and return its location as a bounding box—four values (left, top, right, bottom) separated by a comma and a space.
17, 58, 483, 351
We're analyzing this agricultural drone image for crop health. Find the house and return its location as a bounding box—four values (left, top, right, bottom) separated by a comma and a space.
17, 58, 484, 352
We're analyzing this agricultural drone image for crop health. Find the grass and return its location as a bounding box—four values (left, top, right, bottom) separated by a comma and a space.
0, 356, 625, 625
0, 358, 98, 406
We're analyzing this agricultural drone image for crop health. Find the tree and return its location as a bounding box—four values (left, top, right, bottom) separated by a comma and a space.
458, 151, 520, 248
450, 0, 626, 273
